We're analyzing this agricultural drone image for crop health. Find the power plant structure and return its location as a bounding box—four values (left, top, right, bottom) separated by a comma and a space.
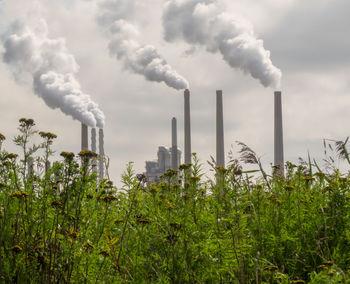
184, 89, 192, 164
274, 91, 284, 176
81, 123, 105, 179
216, 90, 225, 167
145, 117, 181, 183
141, 89, 284, 183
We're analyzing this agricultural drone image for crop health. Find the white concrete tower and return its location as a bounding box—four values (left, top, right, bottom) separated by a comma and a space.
184, 89, 192, 164
274, 91, 284, 176
81, 123, 88, 151
171, 117, 178, 170
216, 90, 225, 167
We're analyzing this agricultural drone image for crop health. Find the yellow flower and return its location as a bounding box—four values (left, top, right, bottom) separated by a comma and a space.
12, 191, 29, 198
12, 245, 23, 253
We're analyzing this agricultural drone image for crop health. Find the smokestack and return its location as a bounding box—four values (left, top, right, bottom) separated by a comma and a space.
274, 91, 284, 176
91, 128, 97, 173
99, 129, 105, 179
171, 117, 178, 170
184, 89, 191, 164
81, 123, 88, 151
216, 90, 225, 167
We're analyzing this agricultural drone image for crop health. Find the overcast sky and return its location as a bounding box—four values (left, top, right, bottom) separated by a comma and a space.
0, 0, 349, 185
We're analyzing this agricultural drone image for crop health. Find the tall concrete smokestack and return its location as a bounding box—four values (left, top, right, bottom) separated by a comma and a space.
99, 129, 105, 179
274, 91, 284, 176
81, 123, 88, 151
216, 90, 225, 167
184, 89, 191, 164
171, 117, 178, 170
91, 128, 97, 173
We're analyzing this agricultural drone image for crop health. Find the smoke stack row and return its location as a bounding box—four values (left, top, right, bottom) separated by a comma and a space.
81, 123, 105, 179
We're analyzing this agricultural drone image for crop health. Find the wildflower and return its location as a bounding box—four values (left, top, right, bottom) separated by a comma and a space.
60, 152, 75, 162
149, 185, 159, 193
190, 176, 200, 183
166, 201, 175, 209
12, 245, 23, 253
78, 150, 98, 159
68, 229, 78, 240
83, 241, 94, 250
286, 161, 297, 168
100, 250, 110, 257
323, 186, 334, 192
303, 176, 314, 181
276, 199, 284, 205
19, 118, 35, 127
317, 264, 328, 270
0, 133, 5, 141
182, 194, 190, 200
104, 195, 118, 202
6, 153, 18, 160
216, 166, 227, 174
51, 200, 63, 208
163, 168, 178, 178
39, 131, 57, 140
12, 191, 29, 198
179, 163, 192, 171
263, 265, 278, 271
136, 217, 152, 224
284, 185, 295, 191
323, 260, 334, 266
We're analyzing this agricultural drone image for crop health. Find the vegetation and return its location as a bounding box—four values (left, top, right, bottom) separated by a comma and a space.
1, 118, 350, 283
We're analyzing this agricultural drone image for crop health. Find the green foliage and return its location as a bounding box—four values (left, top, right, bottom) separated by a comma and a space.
1, 120, 350, 282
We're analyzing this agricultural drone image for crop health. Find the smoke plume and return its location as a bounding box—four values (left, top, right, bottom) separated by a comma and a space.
163, 0, 282, 88
2, 17, 105, 128
97, 0, 189, 90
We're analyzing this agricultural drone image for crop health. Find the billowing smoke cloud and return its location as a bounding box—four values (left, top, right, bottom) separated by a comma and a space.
97, 0, 189, 90
2, 17, 105, 128
163, 0, 282, 88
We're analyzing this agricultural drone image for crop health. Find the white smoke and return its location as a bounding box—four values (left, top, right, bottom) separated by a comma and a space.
2, 17, 105, 128
97, 0, 189, 90
163, 0, 282, 88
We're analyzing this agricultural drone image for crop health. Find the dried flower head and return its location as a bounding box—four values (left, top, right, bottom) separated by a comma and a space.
6, 153, 19, 160
12, 191, 29, 198
19, 118, 35, 127
0, 133, 5, 141
236, 141, 258, 164
39, 131, 57, 140
179, 163, 192, 171
78, 150, 98, 159
60, 152, 75, 162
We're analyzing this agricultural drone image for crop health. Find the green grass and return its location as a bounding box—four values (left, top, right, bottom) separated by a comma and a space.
1, 118, 350, 283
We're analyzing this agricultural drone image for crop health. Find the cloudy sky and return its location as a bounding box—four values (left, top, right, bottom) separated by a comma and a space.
0, 0, 349, 185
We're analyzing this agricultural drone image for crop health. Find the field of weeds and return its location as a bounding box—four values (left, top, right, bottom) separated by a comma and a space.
1, 119, 350, 283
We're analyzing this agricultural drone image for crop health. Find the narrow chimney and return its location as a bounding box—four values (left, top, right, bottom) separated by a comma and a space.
81, 123, 88, 151
99, 129, 105, 179
91, 128, 97, 152
274, 91, 284, 176
184, 89, 191, 164
171, 117, 178, 170
91, 128, 97, 173
216, 90, 225, 167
